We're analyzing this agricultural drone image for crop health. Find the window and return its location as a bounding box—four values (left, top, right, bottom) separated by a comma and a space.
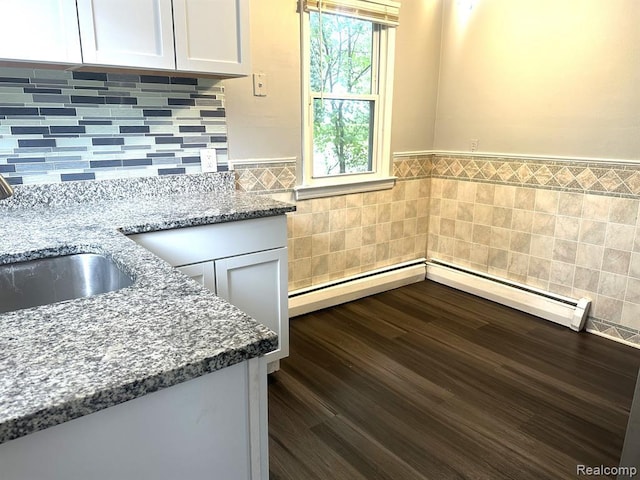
297, 0, 400, 200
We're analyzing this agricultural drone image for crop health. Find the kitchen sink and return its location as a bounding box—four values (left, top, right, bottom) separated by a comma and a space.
0, 253, 134, 314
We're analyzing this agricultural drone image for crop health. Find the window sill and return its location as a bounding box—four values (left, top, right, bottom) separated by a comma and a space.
294, 176, 397, 200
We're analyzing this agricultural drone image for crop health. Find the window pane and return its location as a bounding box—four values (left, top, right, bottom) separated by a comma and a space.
313, 98, 374, 177
310, 12, 373, 95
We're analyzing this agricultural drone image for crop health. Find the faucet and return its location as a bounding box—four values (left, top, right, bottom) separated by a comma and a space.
0, 174, 13, 200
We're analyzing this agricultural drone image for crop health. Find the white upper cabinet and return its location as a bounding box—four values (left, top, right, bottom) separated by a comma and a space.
77, 0, 176, 70
173, 0, 250, 76
0, 0, 81, 64
76, 0, 250, 75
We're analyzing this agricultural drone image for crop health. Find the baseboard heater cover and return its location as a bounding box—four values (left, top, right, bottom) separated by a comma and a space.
426, 259, 591, 332
289, 259, 427, 317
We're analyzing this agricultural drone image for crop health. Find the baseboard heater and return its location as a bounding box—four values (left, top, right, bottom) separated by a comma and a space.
289, 258, 427, 317
426, 259, 591, 332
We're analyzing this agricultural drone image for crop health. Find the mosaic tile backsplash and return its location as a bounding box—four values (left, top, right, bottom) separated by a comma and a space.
0, 67, 227, 184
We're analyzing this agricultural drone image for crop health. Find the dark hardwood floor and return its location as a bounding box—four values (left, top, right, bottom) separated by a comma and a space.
268, 280, 640, 479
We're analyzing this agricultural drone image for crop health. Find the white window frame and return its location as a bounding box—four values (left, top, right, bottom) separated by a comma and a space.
296, 1, 397, 200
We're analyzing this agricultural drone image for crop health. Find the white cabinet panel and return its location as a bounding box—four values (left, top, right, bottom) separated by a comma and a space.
173, 0, 250, 75
177, 262, 215, 291
77, 0, 176, 69
215, 248, 289, 363
0, 0, 81, 63
129, 216, 289, 371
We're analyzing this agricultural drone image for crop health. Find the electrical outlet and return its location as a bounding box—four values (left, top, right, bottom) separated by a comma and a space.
253, 73, 267, 97
470, 138, 479, 152
200, 148, 218, 172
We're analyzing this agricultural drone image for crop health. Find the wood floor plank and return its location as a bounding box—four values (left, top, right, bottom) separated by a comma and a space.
269, 430, 370, 480
269, 280, 640, 479
268, 369, 337, 438
283, 339, 472, 478
311, 415, 431, 480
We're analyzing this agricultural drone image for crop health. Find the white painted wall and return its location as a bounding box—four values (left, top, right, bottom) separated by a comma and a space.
224, 0, 440, 161
224, 0, 302, 162
434, 0, 640, 160
225, 0, 639, 163
390, 0, 442, 153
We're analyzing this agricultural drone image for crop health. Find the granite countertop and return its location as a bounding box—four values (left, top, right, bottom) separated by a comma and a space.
0, 172, 295, 445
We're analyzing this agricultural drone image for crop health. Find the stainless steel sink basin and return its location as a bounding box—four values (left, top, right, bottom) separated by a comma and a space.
0, 253, 134, 313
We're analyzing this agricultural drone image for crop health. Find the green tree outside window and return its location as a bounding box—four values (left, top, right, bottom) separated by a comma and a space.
309, 12, 377, 177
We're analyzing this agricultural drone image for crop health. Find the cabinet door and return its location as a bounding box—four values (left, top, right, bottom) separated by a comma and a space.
215, 248, 288, 363
173, 0, 250, 76
0, 0, 81, 63
176, 262, 215, 291
77, 0, 176, 69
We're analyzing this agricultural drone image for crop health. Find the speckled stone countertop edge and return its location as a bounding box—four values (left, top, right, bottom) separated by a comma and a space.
117, 206, 296, 235
1, 336, 277, 444
0, 171, 236, 210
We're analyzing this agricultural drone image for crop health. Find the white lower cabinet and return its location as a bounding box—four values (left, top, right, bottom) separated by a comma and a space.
178, 248, 288, 369
0, 358, 269, 480
130, 215, 289, 371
